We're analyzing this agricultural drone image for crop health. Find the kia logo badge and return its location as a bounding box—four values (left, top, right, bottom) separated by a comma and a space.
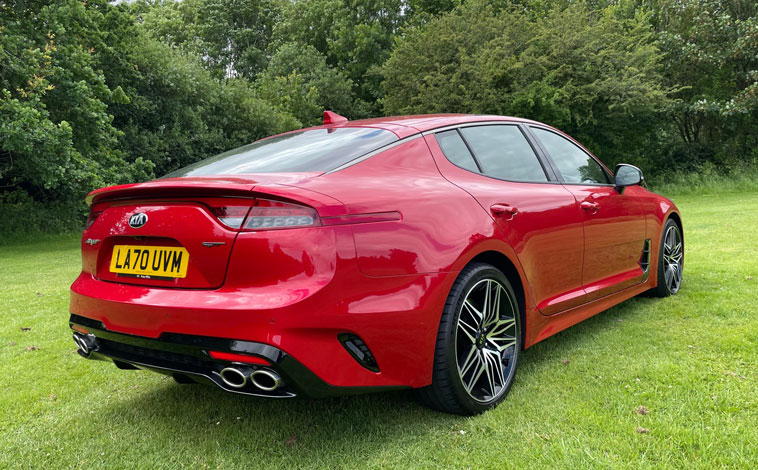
128, 213, 148, 229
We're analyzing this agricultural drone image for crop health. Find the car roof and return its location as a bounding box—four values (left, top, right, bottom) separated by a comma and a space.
318, 114, 545, 139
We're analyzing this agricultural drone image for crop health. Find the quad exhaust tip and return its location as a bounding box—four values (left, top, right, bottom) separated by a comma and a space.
73, 333, 97, 356
250, 369, 283, 391
219, 367, 248, 389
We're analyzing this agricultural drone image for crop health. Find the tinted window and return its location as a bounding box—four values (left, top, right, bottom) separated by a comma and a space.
435, 130, 479, 172
459, 125, 547, 182
164, 127, 398, 177
531, 127, 609, 184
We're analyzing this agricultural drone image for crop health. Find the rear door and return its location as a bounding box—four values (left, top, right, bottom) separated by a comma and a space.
427, 124, 587, 315
529, 126, 647, 301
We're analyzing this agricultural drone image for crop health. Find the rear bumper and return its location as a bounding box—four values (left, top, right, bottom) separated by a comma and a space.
70, 262, 455, 389
69, 314, 406, 398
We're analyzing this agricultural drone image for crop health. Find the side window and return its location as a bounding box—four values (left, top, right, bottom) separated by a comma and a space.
531, 127, 609, 184
435, 130, 480, 173
458, 125, 548, 182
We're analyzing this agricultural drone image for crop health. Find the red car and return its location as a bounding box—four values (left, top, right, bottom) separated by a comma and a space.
69, 112, 683, 415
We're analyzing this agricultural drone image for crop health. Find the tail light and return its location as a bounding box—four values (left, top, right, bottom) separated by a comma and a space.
208, 199, 319, 231
209, 204, 251, 230
85, 210, 102, 229
242, 199, 319, 231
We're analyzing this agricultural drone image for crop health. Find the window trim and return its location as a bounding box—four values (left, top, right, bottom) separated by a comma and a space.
526, 125, 615, 187
435, 129, 483, 173
432, 123, 559, 185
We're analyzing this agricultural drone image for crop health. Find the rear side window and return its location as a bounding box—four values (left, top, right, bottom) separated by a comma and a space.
531, 127, 609, 184
435, 130, 479, 172
163, 127, 398, 177
459, 125, 548, 182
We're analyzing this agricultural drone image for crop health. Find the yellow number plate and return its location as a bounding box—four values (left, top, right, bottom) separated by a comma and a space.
109, 245, 189, 280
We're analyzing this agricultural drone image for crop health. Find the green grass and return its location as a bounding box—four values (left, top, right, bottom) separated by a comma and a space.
1, 191, 756, 469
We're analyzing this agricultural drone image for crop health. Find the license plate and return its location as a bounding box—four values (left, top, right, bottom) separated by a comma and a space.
109, 245, 189, 280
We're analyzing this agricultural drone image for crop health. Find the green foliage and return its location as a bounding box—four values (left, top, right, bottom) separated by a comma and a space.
1, 0, 757, 235
0, 0, 297, 227
648, 0, 758, 172
255, 42, 364, 126
0, 0, 153, 200
0, 190, 85, 237
647, 162, 758, 196
136, 0, 282, 79
106, 33, 298, 176
382, 1, 670, 168
273, 0, 410, 109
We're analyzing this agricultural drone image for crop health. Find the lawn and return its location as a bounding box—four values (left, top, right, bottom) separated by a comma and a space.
1, 190, 756, 469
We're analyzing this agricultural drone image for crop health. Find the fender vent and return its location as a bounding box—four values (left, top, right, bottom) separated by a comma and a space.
639, 239, 651, 279
338, 333, 379, 372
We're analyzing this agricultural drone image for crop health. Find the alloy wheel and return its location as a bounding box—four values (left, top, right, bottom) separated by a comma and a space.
662, 224, 683, 294
455, 278, 519, 403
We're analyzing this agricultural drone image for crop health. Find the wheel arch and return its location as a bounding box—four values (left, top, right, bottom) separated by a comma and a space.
667, 210, 683, 241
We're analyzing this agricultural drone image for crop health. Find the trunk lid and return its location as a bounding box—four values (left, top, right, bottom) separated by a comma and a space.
81, 174, 333, 289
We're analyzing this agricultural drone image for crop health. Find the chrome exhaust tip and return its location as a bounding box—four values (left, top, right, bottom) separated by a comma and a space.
250, 369, 283, 391
219, 367, 248, 389
72, 334, 85, 352
73, 333, 97, 356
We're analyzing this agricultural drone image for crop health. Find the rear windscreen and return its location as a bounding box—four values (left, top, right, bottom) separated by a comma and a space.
163, 127, 398, 177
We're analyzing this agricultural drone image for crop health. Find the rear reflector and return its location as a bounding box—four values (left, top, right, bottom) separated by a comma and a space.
71, 325, 89, 335
338, 333, 379, 372
209, 351, 271, 365
242, 199, 319, 231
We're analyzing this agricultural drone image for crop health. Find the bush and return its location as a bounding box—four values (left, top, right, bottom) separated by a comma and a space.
381, 0, 670, 169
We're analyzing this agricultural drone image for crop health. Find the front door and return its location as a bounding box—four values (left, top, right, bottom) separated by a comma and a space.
529, 126, 646, 301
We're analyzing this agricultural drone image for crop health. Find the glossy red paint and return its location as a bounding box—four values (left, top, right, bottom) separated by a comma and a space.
70, 114, 681, 394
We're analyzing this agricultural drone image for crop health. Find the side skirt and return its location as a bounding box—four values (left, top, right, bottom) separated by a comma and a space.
524, 279, 653, 348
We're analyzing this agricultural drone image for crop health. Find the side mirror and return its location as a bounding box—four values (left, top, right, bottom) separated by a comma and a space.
614, 164, 643, 191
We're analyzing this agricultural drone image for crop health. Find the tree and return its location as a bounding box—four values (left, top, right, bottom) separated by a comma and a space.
649, 0, 758, 170
382, 0, 671, 168
255, 42, 365, 126
0, 0, 298, 208
0, 0, 152, 200
273, 0, 409, 110
136, 0, 282, 79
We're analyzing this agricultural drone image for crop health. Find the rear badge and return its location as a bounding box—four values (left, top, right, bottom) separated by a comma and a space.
128, 213, 148, 229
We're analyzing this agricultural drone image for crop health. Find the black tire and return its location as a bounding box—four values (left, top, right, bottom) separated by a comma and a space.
649, 218, 684, 297
417, 263, 521, 415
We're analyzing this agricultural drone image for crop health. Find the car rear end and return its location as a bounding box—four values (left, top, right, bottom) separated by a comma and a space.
69, 125, 413, 397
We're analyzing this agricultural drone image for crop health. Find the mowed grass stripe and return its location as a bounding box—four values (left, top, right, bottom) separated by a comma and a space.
0, 192, 755, 469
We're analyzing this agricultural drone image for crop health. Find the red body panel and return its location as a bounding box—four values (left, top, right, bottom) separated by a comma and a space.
69, 114, 681, 391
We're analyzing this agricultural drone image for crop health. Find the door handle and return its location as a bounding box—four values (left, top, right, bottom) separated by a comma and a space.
491, 204, 519, 220
580, 201, 600, 214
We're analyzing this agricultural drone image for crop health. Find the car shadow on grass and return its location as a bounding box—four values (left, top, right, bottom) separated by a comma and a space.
90, 295, 658, 462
